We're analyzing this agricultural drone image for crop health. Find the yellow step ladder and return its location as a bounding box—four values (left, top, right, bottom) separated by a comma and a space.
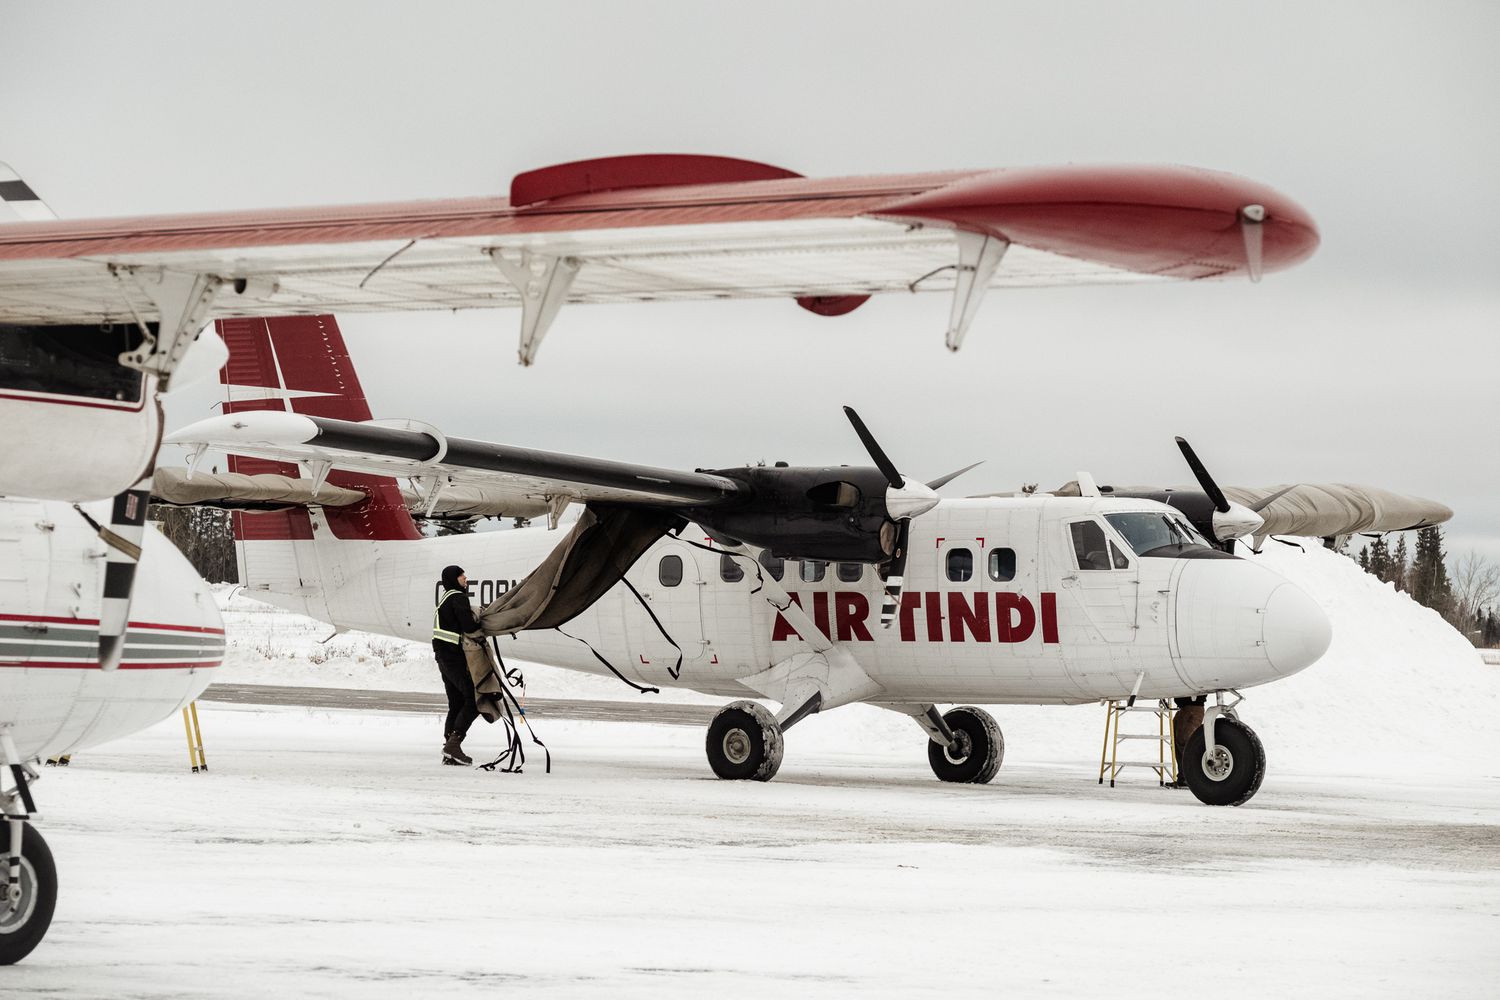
181, 702, 208, 773
1099, 697, 1177, 787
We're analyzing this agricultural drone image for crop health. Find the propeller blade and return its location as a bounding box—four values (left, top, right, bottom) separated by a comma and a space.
75, 476, 153, 670
879, 519, 912, 629
1248, 484, 1298, 513
843, 406, 903, 489
1174, 436, 1230, 513
926, 461, 983, 492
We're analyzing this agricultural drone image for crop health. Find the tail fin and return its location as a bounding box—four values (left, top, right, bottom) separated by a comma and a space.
217, 315, 420, 543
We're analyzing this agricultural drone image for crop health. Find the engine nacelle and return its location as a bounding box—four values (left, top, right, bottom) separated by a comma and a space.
687, 465, 895, 563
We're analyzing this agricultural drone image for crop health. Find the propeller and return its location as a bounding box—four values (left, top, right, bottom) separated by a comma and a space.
843, 406, 939, 628
1174, 436, 1267, 550
73, 475, 154, 670
926, 461, 983, 491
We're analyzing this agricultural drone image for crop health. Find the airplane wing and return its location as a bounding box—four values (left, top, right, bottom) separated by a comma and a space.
165, 409, 748, 513
0, 154, 1319, 364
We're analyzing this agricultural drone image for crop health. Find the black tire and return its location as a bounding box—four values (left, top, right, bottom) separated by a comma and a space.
0, 823, 58, 965
1183, 716, 1266, 806
927, 706, 1004, 784
705, 701, 784, 781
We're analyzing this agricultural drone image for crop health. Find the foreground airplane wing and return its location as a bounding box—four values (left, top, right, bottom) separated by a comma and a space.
0, 154, 1319, 363
167, 407, 747, 511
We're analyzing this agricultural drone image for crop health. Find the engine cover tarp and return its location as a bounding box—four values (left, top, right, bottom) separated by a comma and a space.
462, 504, 681, 722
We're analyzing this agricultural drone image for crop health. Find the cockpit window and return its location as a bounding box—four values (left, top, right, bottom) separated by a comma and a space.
1070, 521, 1113, 571
1104, 512, 1211, 556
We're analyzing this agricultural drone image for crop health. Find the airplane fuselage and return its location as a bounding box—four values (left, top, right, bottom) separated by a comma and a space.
0, 498, 224, 759
239, 496, 1330, 706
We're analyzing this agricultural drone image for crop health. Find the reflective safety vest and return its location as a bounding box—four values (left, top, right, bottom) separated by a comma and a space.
433, 588, 466, 645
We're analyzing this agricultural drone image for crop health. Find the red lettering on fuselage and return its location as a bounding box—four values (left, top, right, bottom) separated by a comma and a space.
924, 592, 944, 642
995, 592, 1036, 643
834, 592, 873, 642
1040, 591, 1060, 644
899, 592, 921, 641
771, 591, 1060, 644
948, 591, 990, 642
771, 594, 806, 642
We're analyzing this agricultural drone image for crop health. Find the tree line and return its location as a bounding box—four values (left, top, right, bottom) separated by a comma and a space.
1354, 526, 1499, 647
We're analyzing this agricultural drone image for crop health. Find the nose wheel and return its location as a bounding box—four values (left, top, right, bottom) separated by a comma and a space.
705, 701, 784, 781
1182, 716, 1266, 806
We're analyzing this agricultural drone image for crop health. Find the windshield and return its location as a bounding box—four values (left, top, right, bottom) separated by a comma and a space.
1104, 511, 1210, 556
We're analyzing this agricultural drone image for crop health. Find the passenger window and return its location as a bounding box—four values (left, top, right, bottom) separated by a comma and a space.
800, 559, 827, 583
1070, 521, 1112, 571
987, 548, 1017, 582
720, 553, 744, 583
837, 562, 863, 583
758, 550, 785, 582
659, 554, 683, 587
946, 548, 974, 582
1110, 541, 1130, 569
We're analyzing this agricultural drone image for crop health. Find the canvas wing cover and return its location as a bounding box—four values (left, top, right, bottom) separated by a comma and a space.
1222, 484, 1453, 538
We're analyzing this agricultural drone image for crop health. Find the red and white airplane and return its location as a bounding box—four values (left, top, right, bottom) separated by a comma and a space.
0, 154, 1319, 962
169, 316, 1333, 809
0, 167, 230, 964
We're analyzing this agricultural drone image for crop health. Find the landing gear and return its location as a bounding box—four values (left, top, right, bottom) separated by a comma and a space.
0, 823, 56, 965
926, 706, 1004, 784
1183, 716, 1266, 806
705, 701, 784, 781
1, 731, 55, 965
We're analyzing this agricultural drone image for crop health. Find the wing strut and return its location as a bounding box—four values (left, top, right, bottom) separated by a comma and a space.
946, 231, 1008, 352
488, 249, 582, 366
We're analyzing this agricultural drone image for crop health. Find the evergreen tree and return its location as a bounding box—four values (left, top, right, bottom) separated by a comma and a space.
1408, 526, 1453, 618
1358, 545, 1370, 572
148, 505, 239, 583
1368, 536, 1391, 583
1392, 535, 1409, 592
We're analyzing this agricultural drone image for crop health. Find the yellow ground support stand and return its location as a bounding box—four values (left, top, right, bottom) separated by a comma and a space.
181, 702, 208, 773
1098, 698, 1176, 787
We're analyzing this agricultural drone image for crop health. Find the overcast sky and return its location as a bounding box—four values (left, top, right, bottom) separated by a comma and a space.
3, 2, 1496, 559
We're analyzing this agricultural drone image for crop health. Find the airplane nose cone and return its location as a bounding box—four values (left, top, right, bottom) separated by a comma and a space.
1262, 582, 1331, 677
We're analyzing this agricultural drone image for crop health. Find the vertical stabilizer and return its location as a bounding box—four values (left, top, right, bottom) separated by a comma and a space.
217, 315, 420, 543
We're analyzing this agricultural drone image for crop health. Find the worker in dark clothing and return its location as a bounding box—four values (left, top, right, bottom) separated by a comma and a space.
433, 564, 480, 765
1168, 695, 1206, 787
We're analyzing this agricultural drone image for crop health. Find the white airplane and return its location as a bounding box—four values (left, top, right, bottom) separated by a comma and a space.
169, 316, 1335, 811
0, 168, 228, 964
0, 153, 1321, 963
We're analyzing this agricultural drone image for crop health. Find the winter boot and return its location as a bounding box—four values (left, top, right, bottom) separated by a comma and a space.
442, 733, 473, 766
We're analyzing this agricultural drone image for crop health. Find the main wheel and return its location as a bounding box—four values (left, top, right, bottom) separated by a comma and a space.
927, 706, 1004, 784
706, 701, 784, 781
0, 823, 58, 965
1183, 716, 1266, 806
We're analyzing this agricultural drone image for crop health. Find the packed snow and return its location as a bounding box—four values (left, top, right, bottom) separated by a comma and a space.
10, 542, 1499, 997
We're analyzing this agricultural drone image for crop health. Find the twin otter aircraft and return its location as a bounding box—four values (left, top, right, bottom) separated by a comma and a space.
170, 316, 1334, 808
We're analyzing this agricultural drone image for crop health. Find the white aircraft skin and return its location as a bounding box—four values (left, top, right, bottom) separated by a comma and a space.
238, 497, 1331, 709
0, 498, 224, 761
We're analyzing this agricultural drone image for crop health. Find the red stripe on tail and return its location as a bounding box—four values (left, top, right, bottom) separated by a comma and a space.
218, 316, 420, 543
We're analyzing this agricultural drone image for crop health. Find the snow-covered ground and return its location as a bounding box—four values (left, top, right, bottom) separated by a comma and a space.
11, 543, 1500, 997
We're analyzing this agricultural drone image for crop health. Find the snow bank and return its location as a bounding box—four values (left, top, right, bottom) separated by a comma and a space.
215, 545, 1500, 780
